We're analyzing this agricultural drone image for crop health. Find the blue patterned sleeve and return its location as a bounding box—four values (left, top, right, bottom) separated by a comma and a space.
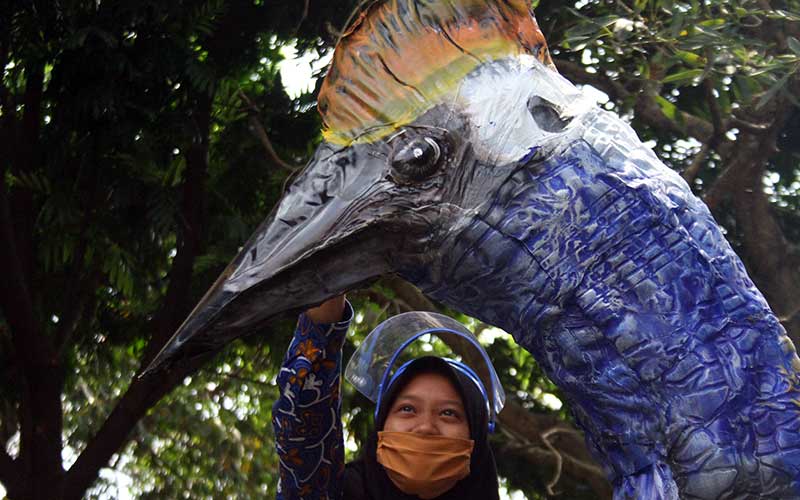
272, 301, 354, 500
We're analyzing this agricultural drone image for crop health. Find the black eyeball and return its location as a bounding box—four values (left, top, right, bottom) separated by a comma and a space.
390, 137, 442, 182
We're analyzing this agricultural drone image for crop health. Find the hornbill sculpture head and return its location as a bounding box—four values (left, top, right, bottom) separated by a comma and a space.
145, 1, 800, 498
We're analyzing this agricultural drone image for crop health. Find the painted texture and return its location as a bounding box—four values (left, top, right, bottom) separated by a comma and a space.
408, 103, 800, 498
272, 304, 353, 500
318, 0, 552, 145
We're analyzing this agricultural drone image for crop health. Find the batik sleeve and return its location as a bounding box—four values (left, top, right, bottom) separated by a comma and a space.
272, 301, 354, 500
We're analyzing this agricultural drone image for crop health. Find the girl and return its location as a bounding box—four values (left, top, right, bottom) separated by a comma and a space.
272, 296, 502, 499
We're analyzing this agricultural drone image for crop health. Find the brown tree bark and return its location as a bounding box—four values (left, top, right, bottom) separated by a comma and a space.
705, 98, 800, 342
0, 54, 67, 499
498, 402, 612, 499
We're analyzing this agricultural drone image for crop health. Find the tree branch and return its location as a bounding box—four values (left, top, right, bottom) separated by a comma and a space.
0, 149, 59, 497
140, 91, 212, 368
541, 427, 571, 495
729, 115, 772, 133
555, 59, 631, 103
499, 400, 611, 498
12, 60, 44, 286
293, 0, 310, 34
63, 355, 212, 500
681, 141, 712, 184
0, 67, 51, 492
0, 24, 9, 115
238, 90, 300, 172
0, 448, 20, 497
556, 59, 715, 143
680, 72, 726, 184
381, 275, 438, 311
0, 59, 45, 366
704, 97, 800, 344
0, 152, 39, 375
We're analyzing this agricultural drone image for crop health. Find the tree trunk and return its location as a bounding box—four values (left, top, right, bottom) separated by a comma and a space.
64, 88, 214, 500
705, 99, 800, 346
0, 56, 67, 499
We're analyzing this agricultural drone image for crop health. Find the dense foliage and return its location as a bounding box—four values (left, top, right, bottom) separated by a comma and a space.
0, 0, 797, 499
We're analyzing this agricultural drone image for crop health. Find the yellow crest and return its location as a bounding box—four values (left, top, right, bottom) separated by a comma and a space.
318, 0, 553, 145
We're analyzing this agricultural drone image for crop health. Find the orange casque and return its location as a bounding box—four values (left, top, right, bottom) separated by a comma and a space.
318, 0, 554, 145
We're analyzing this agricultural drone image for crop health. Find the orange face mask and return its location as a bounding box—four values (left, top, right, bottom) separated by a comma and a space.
376, 431, 475, 499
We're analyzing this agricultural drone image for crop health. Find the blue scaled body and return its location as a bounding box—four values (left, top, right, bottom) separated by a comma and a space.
409, 108, 800, 499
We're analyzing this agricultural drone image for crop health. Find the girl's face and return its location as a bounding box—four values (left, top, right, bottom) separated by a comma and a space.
382, 372, 470, 440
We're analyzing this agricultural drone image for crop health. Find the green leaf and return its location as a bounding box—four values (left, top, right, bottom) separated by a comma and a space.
12, 171, 51, 194
690, 25, 723, 41
655, 95, 679, 120
785, 89, 800, 108
565, 22, 604, 39
698, 18, 726, 28
767, 10, 800, 22
670, 11, 685, 39
756, 73, 790, 109
717, 85, 732, 114
788, 37, 800, 56
561, 36, 590, 52
675, 50, 704, 67
662, 68, 704, 84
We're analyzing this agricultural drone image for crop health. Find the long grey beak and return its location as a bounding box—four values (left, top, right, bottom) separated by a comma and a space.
141, 143, 394, 375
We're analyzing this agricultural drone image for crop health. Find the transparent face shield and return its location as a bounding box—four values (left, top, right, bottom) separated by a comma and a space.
345, 311, 505, 430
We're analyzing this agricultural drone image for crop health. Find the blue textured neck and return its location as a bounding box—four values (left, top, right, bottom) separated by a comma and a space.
410, 121, 800, 497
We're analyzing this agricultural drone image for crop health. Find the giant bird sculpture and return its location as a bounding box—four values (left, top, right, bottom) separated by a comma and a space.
144, 1, 800, 498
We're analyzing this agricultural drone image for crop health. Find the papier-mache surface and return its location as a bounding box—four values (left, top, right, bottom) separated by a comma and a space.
318, 0, 554, 145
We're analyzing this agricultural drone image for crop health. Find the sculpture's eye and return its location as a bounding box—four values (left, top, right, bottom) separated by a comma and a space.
390, 136, 442, 182
528, 96, 570, 133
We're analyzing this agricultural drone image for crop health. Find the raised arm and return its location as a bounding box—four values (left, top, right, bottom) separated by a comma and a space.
272, 296, 351, 500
